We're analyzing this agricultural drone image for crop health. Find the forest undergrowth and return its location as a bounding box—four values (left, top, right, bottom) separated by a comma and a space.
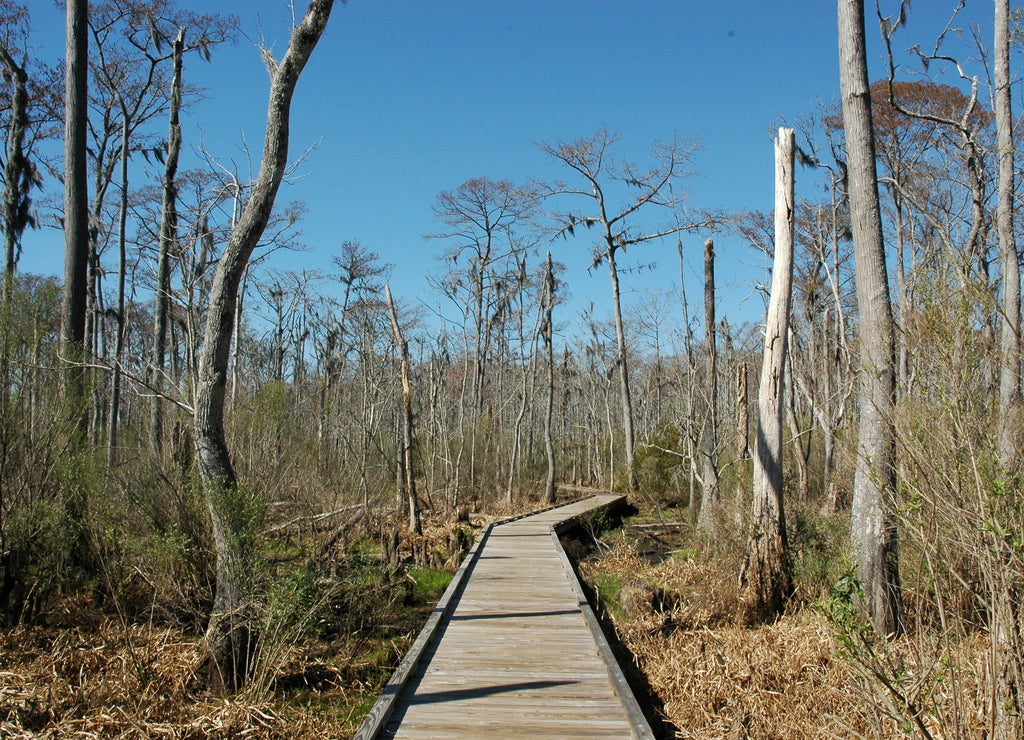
0, 482, 1010, 739
575, 500, 994, 740
0, 498, 544, 739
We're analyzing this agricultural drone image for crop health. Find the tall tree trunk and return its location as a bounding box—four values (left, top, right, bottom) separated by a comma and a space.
996, 0, 1020, 468
106, 116, 131, 466
542, 252, 557, 504
697, 238, 720, 527
385, 284, 420, 535
740, 127, 795, 622
607, 249, 636, 490
151, 28, 185, 452
0, 45, 31, 470
0, 45, 30, 626
61, 0, 90, 428
838, 0, 904, 637
993, 0, 1021, 733
192, 0, 334, 692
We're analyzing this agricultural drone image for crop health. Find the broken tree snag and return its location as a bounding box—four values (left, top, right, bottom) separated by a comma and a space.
740, 126, 796, 624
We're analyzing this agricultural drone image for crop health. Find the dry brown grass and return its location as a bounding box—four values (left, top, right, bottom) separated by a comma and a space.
0, 608, 394, 738
0, 497, 562, 739
581, 543, 990, 739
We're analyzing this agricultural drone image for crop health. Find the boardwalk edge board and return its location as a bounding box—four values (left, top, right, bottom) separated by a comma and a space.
551, 503, 657, 740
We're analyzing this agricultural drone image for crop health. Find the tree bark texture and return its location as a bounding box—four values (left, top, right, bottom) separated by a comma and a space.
992, 0, 1022, 733
61, 0, 90, 421
996, 0, 1020, 469
838, 0, 904, 637
740, 128, 795, 622
192, 0, 334, 692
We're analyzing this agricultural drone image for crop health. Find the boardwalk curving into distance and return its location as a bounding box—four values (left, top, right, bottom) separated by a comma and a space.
355, 494, 655, 739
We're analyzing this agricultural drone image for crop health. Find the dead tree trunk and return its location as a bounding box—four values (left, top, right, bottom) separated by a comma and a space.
542, 252, 557, 503
697, 238, 720, 528
608, 248, 637, 490
506, 258, 539, 504
106, 115, 131, 466
385, 284, 420, 534
192, 0, 334, 692
740, 127, 796, 623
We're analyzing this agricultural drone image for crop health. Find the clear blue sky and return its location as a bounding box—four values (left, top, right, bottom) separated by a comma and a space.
20, 0, 998, 340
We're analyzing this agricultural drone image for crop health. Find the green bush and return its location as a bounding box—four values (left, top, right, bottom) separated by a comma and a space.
788, 505, 850, 602
633, 423, 687, 504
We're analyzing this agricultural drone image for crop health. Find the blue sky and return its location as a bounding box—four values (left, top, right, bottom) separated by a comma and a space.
20, 0, 1000, 340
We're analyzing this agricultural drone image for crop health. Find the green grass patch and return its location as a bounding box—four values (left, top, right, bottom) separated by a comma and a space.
671, 546, 700, 562
407, 566, 453, 604
592, 570, 627, 620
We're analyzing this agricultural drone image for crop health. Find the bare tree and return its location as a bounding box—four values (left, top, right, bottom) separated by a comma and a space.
319, 241, 390, 453
150, 11, 234, 449
504, 255, 542, 503
838, 0, 904, 637
191, 0, 336, 691
539, 128, 713, 490
428, 176, 535, 495
88, 1, 234, 462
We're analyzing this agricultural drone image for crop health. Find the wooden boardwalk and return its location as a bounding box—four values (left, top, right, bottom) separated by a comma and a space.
355, 494, 655, 739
